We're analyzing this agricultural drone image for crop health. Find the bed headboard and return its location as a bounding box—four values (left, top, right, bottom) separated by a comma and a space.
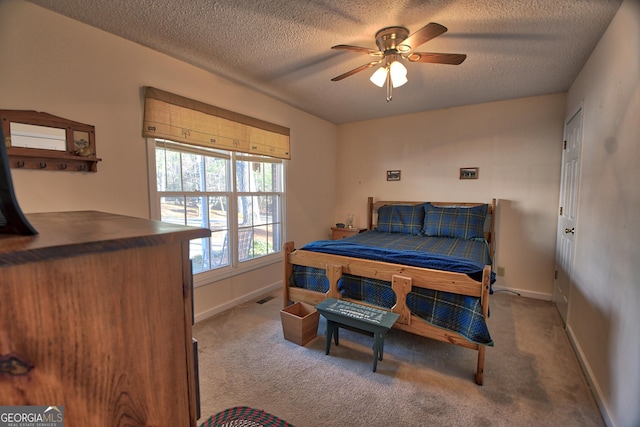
366, 197, 497, 261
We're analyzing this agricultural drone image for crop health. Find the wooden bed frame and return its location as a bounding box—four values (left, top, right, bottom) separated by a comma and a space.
283, 197, 496, 385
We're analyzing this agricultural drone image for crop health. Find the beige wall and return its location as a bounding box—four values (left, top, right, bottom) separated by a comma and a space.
0, 0, 337, 318
336, 93, 566, 298
565, 1, 640, 426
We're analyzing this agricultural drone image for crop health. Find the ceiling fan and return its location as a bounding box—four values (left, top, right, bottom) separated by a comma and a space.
331, 22, 466, 102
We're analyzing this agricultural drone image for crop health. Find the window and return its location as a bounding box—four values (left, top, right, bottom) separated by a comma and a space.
149, 139, 284, 280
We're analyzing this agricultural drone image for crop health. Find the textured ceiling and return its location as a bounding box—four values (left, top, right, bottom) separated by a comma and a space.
26, 0, 622, 124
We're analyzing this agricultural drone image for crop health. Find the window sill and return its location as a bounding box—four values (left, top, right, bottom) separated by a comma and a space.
192, 253, 282, 288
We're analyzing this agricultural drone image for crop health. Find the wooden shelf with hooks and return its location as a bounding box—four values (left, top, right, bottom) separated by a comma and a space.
1, 110, 101, 173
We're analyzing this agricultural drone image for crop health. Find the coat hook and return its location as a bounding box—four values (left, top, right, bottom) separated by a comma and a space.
60, 163, 67, 170
39, 162, 47, 169
16, 161, 24, 168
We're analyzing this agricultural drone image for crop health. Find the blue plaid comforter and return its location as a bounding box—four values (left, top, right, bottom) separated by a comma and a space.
290, 231, 494, 345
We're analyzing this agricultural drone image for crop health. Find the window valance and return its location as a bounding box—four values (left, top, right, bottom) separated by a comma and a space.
142, 87, 290, 160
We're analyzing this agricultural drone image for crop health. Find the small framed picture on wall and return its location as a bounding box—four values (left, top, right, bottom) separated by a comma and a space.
460, 167, 479, 180
387, 170, 401, 181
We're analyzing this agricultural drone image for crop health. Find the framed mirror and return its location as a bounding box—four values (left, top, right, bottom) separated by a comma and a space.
0, 110, 101, 172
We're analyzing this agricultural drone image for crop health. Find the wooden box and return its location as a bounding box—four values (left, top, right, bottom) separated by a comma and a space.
280, 302, 319, 346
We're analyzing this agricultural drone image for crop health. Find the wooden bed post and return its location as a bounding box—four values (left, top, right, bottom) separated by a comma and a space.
489, 198, 496, 262
283, 241, 295, 307
475, 264, 492, 385
474, 198, 496, 385
476, 346, 485, 386
367, 197, 374, 230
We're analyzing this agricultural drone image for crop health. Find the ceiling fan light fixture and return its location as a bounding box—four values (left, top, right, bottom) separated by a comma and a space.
389, 61, 408, 88
391, 74, 408, 88
370, 66, 388, 87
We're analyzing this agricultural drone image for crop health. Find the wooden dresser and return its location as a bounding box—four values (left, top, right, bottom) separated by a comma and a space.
0, 211, 210, 427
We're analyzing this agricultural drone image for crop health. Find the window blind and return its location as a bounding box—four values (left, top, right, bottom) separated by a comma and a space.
143, 87, 290, 160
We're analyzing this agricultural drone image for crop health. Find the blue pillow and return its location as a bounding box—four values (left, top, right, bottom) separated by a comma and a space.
376, 204, 424, 235
422, 203, 487, 240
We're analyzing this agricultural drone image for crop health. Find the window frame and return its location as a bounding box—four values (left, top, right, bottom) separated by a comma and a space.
146, 139, 285, 287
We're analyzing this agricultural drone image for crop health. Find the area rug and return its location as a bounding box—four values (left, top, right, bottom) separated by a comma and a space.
200, 406, 295, 427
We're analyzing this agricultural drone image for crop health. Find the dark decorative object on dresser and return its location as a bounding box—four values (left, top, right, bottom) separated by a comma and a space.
0, 127, 37, 235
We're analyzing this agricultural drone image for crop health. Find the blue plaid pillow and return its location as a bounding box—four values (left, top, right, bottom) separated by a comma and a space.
422, 203, 488, 240
376, 204, 424, 235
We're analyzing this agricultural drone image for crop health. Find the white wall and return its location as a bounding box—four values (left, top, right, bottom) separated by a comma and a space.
564, 1, 640, 426
336, 93, 566, 298
0, 0, 338, 318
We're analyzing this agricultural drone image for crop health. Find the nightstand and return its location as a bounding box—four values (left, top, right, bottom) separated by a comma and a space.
331, 227, 366, 240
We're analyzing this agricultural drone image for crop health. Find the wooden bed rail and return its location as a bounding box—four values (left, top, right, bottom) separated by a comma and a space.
285, 246, 487, 298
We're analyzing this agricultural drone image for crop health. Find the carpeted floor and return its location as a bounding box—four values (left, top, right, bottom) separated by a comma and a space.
193, 291, 604, 427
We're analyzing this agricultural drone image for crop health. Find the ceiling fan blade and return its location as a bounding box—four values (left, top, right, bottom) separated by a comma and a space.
332, 44, 382, 56
406, 52, 467, 65
331, 60, 382, 81
400, 22, 448, 50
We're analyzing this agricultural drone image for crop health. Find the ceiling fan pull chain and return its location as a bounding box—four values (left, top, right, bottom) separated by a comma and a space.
386, 72, 392, 102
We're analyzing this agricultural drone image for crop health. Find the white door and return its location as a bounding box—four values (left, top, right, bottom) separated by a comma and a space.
554, 108, 582, 324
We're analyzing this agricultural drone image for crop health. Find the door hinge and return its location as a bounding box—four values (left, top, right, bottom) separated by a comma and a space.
559, 206, 563, 215
554, 270, 558, 279
563, 140, 567, 149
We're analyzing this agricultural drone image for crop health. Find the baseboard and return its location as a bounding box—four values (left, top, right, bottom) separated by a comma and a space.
194, 280, 282, 323
491, 285, 552, 301
566, 324, 615, 427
